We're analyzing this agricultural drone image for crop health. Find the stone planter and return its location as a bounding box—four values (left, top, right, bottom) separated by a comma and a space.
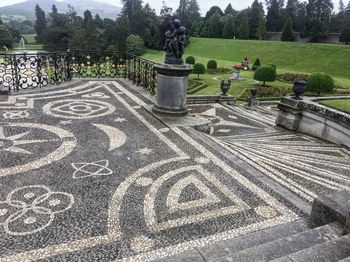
220, 80, 231, 96
250, 87, 258, 98
292, 79, 307, 100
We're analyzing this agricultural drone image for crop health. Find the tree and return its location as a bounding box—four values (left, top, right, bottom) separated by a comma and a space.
193, 63, 205, 79
176, 0, 200, 31
266, 0, 283, 31
121, 0, 144, 35
0, 16, 3, 25
223, 14, 235, 38
0, 25, 14, 49
224, 4, 235, 15
340, 18, 350, 44
42, 7, 72, 51
254, 65, 276, 86
285, 0, 298, 29
249, 0, 265, 39
205, 6, 224, 20
252, 58, 261, 70
116, 15, 131, 51
281, 17, 294, 41
177, 0, 190, 28
306, 0, 333, 41
295, 2, 307, 33
35, 4, 47, 43
238, 14, 250, 39
126, 34, 145, 55
307, 72, 334, 95
188, 0, 201, 23
208, 11, 223, 38
339, 0, 345, 12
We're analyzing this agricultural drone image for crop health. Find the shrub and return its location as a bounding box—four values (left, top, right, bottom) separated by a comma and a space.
252, 58, 261, 71
307, 72, 335, 95
215, 67, 232, 74
185, 56, 195, 64
268, 64, 277, 71
277, 72, 309, 82
254, 65, 277, 86
193, 63, 206, 79
207, 60, 217, 70
126, 34, 145, 56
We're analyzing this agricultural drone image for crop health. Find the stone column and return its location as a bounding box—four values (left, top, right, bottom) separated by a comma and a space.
152, 63, 192, 117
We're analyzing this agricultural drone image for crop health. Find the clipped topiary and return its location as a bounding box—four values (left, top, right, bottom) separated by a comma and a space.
193, 63, 206, 79
185, 56, 195, 65
307, 72, 334, 96
207, 60, 217, 70
254, 65, 277, 86
252, 58, 261, 71
268, 64, 277, 71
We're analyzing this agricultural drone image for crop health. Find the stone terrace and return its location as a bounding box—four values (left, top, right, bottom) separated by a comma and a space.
0, 80, 349, 261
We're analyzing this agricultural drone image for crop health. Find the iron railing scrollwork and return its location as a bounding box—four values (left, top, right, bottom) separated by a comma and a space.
0, 51, 156, 94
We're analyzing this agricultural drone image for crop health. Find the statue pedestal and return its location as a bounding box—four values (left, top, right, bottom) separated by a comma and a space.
153, 63, 192, 117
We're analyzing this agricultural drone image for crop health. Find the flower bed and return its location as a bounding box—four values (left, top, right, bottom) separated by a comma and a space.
277, 72, 309, 83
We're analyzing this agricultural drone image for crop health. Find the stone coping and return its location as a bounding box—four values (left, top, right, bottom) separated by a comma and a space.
279, 96, 350, 129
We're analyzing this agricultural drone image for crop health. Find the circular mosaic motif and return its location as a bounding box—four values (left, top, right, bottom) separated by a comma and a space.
42, 99, 116, 120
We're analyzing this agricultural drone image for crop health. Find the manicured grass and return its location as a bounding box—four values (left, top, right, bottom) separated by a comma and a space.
320, 99, 350, 113
14, 44, 43, 50
22, 34, 37, 44
185, 38, 350, 79
143, 38, 350, 91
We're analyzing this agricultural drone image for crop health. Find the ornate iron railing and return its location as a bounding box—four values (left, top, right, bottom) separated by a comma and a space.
0, 51, 156, 94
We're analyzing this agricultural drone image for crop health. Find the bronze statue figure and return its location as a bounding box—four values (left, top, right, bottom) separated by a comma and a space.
164, 19, 187, 65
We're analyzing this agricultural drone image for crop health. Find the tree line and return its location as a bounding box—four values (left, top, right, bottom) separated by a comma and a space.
1, 0, 350, 51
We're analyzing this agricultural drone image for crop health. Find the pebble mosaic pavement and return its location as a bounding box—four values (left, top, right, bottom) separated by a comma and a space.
0, 80, 349, 261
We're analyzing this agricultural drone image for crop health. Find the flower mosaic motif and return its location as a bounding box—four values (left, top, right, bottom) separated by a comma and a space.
0, 185, 74, 236
43, 99, 116, 119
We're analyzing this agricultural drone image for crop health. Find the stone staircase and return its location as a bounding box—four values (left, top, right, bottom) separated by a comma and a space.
160, 220, 349, 262
160, 189, 350, 262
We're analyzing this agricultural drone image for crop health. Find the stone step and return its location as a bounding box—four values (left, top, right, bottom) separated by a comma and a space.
339, 256, 350, 261
158, 219, 309, 262
272, 234, 350, 262
214, 222, 343, 262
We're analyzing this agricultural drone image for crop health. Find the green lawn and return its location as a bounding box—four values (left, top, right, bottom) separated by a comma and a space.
184, 38, 350, 79
143, 39, 350, 96
22, 34, 37, 44
14, 44, 43, 50
320, 99, 350, 113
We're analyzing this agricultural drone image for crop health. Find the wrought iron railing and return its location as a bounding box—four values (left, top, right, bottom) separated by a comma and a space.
0, 51, 156, 94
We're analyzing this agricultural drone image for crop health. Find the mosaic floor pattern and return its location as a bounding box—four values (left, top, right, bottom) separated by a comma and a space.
0, 80, 348, 261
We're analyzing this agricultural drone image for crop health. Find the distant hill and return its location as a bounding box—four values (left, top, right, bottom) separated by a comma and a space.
0, 0, 121, 21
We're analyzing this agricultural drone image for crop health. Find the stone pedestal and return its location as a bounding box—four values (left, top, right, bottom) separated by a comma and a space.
247, 97, 259, 109
275, 97, 302, 131
153, 63, 192, 116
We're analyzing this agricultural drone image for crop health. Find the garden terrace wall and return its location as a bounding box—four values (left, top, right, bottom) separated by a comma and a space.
276, 96, 350, 148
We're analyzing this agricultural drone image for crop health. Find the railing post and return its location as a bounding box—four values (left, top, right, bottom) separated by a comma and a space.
13, 54, 20, 92
144, 62, 148, 90
133, 56, 136, 84
37, 53, 42, 88
150, 66, 156, 96
53, 53, 58, 84
66, 49, 72, 81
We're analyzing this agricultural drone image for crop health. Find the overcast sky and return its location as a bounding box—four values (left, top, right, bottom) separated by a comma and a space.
0, 0, 342, 14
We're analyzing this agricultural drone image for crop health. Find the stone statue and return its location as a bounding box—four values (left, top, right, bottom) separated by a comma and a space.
163, 19, 187, 65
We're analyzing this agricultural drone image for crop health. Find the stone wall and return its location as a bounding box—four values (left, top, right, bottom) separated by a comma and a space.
265, 32, 344, 45
276, 97, 350, 148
